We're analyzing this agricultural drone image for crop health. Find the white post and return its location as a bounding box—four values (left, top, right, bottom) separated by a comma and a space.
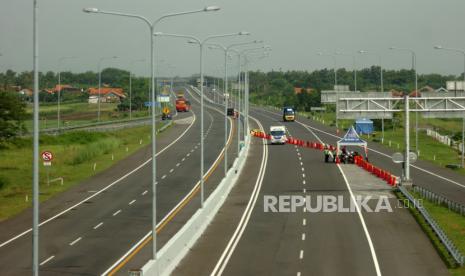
32, 0, 39, 274
404, 95, 410, 181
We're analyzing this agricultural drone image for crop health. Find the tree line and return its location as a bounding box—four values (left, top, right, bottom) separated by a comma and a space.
248, 66, 461, 111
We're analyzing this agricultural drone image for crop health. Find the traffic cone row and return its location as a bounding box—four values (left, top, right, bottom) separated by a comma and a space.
251, 132, 397, 186
354, 156, 397, 187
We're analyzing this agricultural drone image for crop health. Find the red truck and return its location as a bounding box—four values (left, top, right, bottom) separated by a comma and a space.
176, 98, 191, 112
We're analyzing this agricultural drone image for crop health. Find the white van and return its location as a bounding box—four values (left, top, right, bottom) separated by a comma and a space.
270, 126, 287, 144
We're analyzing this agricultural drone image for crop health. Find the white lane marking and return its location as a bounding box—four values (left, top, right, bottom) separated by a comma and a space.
302, 173, 306, 178
129, 199, 136, 205
161, 175, 167, 180
300, 162, 303, 166
303, 188, 306, 193
297, 272, 301, 276
176, 163, 180, 167
0, 108, 197, 249
302, 180, 306, 185
299, 157, 302, 161
169, 168, 174, 173
299, 250, 304, 259
40, 255, 55, 266
297, 152, 301, 156
302, 233, 306, 241
191, 149, 195, 152
303, 218, 306, 226
301, 167, 305, 172
141, 190, 148, 196
187, 153, 191, 157
182, 157, 186, 162
337, 165, 382, 276
69, 237, 82, 246
303, 207, 306, 213
112, 210, 122, 216
93, 222, 103, 229
103, 93, 235, 276
211, 116, 268, 276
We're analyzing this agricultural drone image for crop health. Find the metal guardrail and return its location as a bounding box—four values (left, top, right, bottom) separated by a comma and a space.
413, 185, 465, 217
398, 185, 464, 266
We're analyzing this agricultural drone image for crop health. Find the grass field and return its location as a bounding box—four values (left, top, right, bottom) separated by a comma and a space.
23, 102, 151, 131
409, 191, 465, 275
0, 123, 167, 221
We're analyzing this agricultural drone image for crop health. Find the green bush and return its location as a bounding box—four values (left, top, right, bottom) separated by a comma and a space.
67, 138, 120, 165
0, 175, 8, 190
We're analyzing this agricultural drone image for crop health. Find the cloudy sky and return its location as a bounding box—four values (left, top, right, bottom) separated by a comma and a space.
1, 0, 464, 77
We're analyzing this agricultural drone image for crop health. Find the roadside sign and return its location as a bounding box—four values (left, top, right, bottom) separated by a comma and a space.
409, 152, 418, 163
310, 106, 326, 111
392, 152, 403, 163
391, 152, 417, 163
41, 151, 53, 162
144, 101, 161, 107
43, 162, 51, 166
157, 95, 170, 103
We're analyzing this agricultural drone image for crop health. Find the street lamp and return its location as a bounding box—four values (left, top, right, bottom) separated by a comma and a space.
207, 40, 263, 176
335, 52, 357, 92
229, 45, 270, 155
390, 46, 419, 157
57, 56, 76, 131
358, 50, 386, 142
434, 45, 465, 168
154, 31, 250, 209
83, 5, 219, 262
97, 56, 118, 122
129, 59, 145, 120
317, 52, 337, 86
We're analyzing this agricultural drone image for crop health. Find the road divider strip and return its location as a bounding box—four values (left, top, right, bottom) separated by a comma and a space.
104, 93, 235, 275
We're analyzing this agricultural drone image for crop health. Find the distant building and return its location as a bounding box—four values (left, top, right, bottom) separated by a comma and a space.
45, 84, 81, 95
294, 87, 315, 95
87, 87, 126, 103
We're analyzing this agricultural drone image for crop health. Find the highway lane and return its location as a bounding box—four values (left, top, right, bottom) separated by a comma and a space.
248, 108, 447, 275
0, 89, 233, 275
216, 109, 378, 276
109, 87, 241, 274
173, 103, 447, 276
257, 106, 465, 205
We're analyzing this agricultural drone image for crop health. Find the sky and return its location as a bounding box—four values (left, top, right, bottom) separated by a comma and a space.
1, 0, 465, 78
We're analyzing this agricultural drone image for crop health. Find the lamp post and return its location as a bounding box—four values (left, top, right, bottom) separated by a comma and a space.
434, 45, 465, 168
97, 56, 118, 122
83, 5, 219, 262
57, 56, 76, 131
32, 0, 39, 275
390, 47, 419, 155
335, 52, 357, 92
155, 31, 250, 208
359, 50, 385, 142
207, 40, 263, 176
129, 59, 145, 120
317, 52, 337, 87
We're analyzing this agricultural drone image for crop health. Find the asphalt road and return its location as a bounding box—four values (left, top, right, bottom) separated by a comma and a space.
260, 106, 465, 206
0, 87, 236, 276
173, 105, 448, 276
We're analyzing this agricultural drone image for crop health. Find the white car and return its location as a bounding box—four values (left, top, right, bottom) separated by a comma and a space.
270, 126, 287, 144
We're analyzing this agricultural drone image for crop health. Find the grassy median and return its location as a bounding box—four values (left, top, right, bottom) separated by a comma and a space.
0, 123, 167, 221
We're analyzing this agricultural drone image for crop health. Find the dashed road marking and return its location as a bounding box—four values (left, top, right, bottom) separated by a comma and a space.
302, 233, 306, 241
303, 188, 306, 193
69, 237, 82, 246
129, 199, 136, 205
297, 272, 301, 276
302, 180, 306, 185
161, 175, 167, 180
301, 167, 305, 172
300, 162, 303, 166
40, 255, 55, 266
141, 190, 148, 196
303, 218, 306, 226
113, 210, 122, 216
176, 163, 180, 167
187, 153, 191, 157
169, 168, 174, 173
182, 157, 186, 162
302, 173, 306, 178
299, 250, 304, 259
93, 222, 103, 229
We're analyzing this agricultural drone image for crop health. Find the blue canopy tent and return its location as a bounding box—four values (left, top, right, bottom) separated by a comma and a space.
355, 118, 373, 135
336, 126, 368, 162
